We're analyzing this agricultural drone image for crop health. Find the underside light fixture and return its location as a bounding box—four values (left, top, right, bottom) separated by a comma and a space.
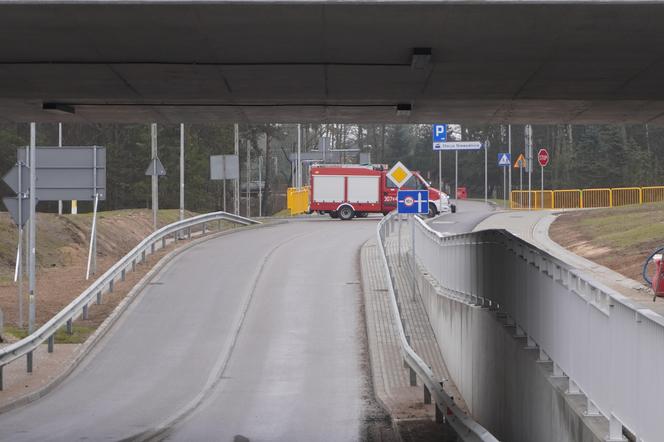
396, 103, 412, 117
42, 102, 75, 115
411, 47, 432, 70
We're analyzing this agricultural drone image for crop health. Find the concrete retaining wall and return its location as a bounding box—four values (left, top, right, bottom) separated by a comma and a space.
416, 269, 606, 442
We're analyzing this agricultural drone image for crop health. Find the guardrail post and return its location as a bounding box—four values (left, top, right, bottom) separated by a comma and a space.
424, 385, 431, 404
97, 291, 103, 305
66, 318, 73, 334
141, 250, 146, 263
109, 279, 114, 293
202, 223, 206, 234
188, 227, 192, 240
151, 242, 155, 254
162, 237, 166, 249
131, 260, 136, 272
48, 334, 54, 353
0, 365, 3, 390
435, 404, 445, 424
409, 366, 417, 386
27, 351, 33, 373
82, 304, 89, 320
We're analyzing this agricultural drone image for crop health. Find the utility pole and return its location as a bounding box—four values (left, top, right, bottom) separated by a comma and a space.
151, 123, 159, 230
180, 123, 185, 222
28, 123, 36, 334
234, 124, 240, 215
58, 123, 63, 215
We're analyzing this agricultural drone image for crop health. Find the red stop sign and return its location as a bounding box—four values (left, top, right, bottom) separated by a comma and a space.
538, 148, 549, 167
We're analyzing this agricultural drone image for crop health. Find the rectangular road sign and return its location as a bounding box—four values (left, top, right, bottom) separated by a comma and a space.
498, 153, 511, 167
432, 124, 447, 142
397, 190, 428, 214
210, 155, 240, 180
17, 146, 106, 201
433, 141, 482, 151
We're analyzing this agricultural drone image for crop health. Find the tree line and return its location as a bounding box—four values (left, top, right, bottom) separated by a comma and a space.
0, 122, 662, 216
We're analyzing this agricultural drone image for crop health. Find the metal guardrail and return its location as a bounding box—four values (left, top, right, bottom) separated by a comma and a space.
511, 185, 664, 209
376, 212, 498, 442
411, 215, 664, 442
0, 211, 259, 389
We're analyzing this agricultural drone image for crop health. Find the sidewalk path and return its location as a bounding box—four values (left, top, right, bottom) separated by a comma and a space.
474, 210, 664, 316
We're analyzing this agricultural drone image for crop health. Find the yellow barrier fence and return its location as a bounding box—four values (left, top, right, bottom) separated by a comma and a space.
510, 186, 664, 210
510, 191, 553, 209
287, 187, 310, 215
553, 189, 582, 209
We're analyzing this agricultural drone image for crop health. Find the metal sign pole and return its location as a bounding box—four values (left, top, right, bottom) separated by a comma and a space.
28, 123, 36, 334
438, 150, 442, 196
246, 140, 251, 217
92, 146, 97, 275
234, 123, 239, 216
297, 124, 302, 188
484, 140, 488, 203
541, 165, 544, 209
86, 194, 99, 280
16, 161, 23, 328
180, 123, 185, 222
503, 167, 506, 208
151, 123, 158, 230
258, 156, 262, 217
398, 213, 402, 267
411, 215, 416, 299
520, 166, 523, 191
57, 123, 63, 216
455, 150, 458, 203
508, 125, 512, 205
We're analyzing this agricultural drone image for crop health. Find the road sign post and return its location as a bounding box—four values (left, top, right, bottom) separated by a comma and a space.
508, 125, 512, 206
498, 153, 511, 208
484, 139, 490, 204
538, 148, 550, 209
432, 124, 447, 199
525, 125, 533, 210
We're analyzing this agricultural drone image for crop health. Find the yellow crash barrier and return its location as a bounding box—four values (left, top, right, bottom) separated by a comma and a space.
511, 185, 664, 210
582, 188, 612, 208
553, 190, 582, 209
612, 187, 641, 207
642, 186, 664, 204
287, 187, 310, 215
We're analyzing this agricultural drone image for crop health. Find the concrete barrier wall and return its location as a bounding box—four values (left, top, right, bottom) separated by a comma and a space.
417, 270, 605, 442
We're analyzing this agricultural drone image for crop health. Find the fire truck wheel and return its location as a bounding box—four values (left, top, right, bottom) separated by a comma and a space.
338, 205, 354, 221
427, 203, 438, 218
330, 211, 339, 219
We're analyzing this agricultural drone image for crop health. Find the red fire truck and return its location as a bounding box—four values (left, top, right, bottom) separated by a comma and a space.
309, 164, 455, 220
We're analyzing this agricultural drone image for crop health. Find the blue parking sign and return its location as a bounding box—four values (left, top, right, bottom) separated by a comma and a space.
432, 124, 447, 142
397, 190, 429, 214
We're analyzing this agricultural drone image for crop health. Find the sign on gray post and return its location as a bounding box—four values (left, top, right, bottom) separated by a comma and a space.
2, 163, 29, 195
145, 157, 166, 176
210, 155, 239, 180
17, 146, 106, 201
2, 196, 34, 226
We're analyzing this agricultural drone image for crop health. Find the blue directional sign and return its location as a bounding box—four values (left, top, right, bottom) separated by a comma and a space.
397, 190, 429, 214
498, 152, 511, 167
432, 124, 447, 142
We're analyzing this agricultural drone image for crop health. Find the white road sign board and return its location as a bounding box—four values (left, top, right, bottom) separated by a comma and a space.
433, 141, 483, 151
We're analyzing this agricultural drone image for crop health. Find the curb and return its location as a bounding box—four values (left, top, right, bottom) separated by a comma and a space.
0, 220, 282, 416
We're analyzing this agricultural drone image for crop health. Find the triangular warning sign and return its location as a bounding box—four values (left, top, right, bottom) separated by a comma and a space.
514, 154, 526, 169
145, 157, 167, 176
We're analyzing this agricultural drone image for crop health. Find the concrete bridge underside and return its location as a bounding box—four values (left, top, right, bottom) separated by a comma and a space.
1, 1, 664, 124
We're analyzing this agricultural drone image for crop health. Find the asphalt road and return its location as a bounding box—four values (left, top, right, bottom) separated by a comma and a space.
430, 200, 496, 235
0, 219, 377, 442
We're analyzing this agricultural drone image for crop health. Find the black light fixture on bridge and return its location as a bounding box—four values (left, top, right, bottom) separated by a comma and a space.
411, 47, 432, 70
396, 103, 412, 117
42, 102, 75, 115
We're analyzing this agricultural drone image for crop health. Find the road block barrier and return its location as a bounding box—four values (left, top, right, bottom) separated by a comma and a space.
286, 186, 310, 215
511, 185, 664, 209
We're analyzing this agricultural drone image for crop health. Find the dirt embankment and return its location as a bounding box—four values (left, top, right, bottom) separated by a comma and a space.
550, 202, 664, 283
0, 209, 198, 334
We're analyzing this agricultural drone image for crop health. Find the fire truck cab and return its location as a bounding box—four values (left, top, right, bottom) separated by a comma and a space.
309, 164, 455, 220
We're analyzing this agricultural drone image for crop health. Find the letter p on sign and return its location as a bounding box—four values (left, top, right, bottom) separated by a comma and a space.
433, 124, 447, 142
